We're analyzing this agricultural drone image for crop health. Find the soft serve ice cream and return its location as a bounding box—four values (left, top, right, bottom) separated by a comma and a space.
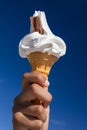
19, 11, 66, 59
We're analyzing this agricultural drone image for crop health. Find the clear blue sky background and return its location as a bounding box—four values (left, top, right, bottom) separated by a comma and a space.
0, 0, 87, 130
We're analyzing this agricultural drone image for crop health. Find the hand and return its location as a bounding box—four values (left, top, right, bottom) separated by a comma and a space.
12, 72, 52, 130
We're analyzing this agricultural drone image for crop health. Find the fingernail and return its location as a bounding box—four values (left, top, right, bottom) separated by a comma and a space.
45, 79, 50, 86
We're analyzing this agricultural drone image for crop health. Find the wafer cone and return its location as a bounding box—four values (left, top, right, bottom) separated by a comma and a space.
27, 14, 58, 105
27, 51, 57, 78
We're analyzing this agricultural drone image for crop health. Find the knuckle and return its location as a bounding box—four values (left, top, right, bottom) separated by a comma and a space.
13, 112, 21, 122
36, 73, 42, 80
22, 73, 28, 80
34, 71, 44, 81
30, 120, 43, 130
37, 121, 43, 129
37, 105, 43, 114
37, 106, 47, 122
46, 94, 53, 105
35, 121, 43, 129
30, 83, 37, 94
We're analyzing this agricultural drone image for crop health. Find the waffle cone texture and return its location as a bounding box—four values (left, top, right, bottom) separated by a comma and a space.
27, 52, 57, 77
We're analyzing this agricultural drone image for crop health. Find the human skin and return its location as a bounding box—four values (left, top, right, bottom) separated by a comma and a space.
12, 71, 52, 130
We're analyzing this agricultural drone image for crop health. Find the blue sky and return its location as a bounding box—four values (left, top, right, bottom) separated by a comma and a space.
0, 0, 87, 130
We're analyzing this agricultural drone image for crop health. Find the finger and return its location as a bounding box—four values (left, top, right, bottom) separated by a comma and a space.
14, 82, 40, 105
31, 83, 52, 107
13, 87, 35, 105
14, 83, 52, 107
22, 71, 50, 90
13, 112, 43, 130
13, 105, 47, 122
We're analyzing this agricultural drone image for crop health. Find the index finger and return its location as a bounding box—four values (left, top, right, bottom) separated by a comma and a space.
22, 71, 49, 90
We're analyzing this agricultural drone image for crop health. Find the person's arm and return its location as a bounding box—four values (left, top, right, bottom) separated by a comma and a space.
12, 71, 52, 130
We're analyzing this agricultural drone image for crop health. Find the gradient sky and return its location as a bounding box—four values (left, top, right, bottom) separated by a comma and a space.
0, 0, 87, 130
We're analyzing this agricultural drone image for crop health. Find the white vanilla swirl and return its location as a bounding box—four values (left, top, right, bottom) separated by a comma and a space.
19, 11, 66, 58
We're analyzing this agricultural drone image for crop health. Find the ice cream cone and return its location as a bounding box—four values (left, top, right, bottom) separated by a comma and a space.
27, 51, 57, 78
19, 11, 66, 106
